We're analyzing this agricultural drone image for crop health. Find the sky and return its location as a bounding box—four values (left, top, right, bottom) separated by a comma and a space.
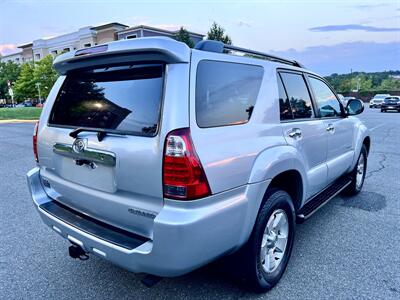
0, 0, 399, 75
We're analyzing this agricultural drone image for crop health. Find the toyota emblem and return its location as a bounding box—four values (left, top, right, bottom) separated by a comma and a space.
72, 139, 86, 153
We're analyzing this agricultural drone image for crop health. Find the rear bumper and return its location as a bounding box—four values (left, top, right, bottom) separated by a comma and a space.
381, 105, 400, 110
27, 167, 269, 277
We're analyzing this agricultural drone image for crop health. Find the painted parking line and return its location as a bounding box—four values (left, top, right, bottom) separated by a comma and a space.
370, 124, 385, 131
0, 119, 38, 124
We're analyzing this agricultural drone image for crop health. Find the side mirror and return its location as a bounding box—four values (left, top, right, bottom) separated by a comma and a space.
346, 99, 364, 116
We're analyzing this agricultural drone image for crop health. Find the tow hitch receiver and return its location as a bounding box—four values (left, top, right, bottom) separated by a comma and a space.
68, 244, 89, 260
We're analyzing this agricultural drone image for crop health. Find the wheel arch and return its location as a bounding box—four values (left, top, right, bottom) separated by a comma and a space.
267, 170, 303, 212
248, 145, 307, 208
238, 146, 307, 247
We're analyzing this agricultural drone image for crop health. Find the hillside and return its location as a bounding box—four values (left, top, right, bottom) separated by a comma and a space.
324, 70, 400, 95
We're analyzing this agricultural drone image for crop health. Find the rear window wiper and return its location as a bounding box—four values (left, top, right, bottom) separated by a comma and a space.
69, 127, 128, 142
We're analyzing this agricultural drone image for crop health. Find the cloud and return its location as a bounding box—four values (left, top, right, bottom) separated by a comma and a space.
354, 3, 390, 10
0, 44, 19, 56
310, 24, 400, 32
271, 41, 400, 75
236, 20, 251, 27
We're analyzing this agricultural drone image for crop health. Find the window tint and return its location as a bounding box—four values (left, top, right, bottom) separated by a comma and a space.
196, 61, 263, 127
280, 72, 314, 119
309, 77, 342, 117
278, 74, 293, 120
49, 64, 164, 136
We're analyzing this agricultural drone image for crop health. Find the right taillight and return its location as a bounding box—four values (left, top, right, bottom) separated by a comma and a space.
163, 128, 211, 200
33, 121, 39, 162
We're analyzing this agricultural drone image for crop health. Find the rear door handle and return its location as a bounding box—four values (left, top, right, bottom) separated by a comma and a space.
288, 128, 302, 139
326, 124, 335, 133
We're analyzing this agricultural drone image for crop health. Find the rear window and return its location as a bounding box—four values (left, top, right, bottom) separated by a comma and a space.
195, 60, 263, 128
49, 64, 164, 136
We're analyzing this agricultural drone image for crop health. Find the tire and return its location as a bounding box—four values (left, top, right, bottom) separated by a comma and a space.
344, 145, 367, 195
240, 189, 295, 292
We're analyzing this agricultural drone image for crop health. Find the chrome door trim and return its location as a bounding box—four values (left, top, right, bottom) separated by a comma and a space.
53, 143, 116, 167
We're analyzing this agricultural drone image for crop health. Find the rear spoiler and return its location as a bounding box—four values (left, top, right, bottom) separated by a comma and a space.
53, 37, 191, 75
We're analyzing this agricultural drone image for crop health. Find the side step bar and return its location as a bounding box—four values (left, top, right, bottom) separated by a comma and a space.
297, 176, 352, 223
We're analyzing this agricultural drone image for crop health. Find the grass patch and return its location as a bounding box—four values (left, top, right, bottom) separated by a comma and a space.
0, 107, 43, 120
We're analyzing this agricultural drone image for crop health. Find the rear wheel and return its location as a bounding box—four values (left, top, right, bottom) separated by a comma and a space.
344, 145, 367, 195
240, 189, 295, 292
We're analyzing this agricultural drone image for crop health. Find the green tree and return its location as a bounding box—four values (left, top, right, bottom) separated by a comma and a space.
33, 55, 58, 99
379, 78, 400, 91
174, 27, 195, 48
207, 22, 232, 45
0, 61, 21, 99
13, 62, 36, 101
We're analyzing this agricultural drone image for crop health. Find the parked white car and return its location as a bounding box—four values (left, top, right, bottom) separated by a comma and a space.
369, 94, 391, 108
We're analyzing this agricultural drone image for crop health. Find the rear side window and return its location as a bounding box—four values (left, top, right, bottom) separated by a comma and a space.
308, 77, 342, 117
49, 64, 164, 136
196, 60, 263, 128
280, 72, 314, 119
278, 74, 293, 120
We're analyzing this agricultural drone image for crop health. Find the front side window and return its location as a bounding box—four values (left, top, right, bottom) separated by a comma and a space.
49, 64, 164, 136
196, 60, 263, 127
280, 72, 314, 119
309, 77, 342, 117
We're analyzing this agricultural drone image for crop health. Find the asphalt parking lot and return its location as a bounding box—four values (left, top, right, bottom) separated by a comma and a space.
1, 108, 399, 299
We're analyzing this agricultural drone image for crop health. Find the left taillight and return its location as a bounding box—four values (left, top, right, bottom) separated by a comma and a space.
33, 121, 39, 162
163, 128, 211, 200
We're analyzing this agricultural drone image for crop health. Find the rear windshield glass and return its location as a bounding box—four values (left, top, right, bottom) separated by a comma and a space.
196, 60, 263, 128
49, 64, 164, 136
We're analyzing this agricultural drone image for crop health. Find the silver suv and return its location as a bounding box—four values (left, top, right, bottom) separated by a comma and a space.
27, 37, 370, 292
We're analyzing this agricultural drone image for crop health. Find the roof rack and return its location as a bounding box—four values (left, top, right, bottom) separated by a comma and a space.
194, 40, 304, 68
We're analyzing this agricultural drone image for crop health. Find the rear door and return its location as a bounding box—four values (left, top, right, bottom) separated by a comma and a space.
278, 71, 328, 199
307, 75, 354, 182
37, 63, 187, 238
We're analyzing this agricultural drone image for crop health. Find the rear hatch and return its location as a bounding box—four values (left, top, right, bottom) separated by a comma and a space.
37, 40, 190, 238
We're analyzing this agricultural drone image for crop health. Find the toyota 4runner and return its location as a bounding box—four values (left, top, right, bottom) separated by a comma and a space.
27, 37, 370, 292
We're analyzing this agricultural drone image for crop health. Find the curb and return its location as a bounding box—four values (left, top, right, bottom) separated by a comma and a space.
0, 119, 38, 124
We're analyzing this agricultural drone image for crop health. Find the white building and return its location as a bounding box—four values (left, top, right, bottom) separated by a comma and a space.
1, 22, 204, 64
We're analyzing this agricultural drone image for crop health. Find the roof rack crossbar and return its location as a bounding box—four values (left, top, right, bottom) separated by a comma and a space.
194, 40, 304, 68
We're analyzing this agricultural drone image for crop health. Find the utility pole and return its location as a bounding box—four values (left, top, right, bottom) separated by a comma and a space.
7, 80, 14, 107
35, 82, 41, 104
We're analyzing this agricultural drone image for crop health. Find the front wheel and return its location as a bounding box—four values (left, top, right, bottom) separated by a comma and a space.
240, 189, 295, 292
344, 145, 367, 195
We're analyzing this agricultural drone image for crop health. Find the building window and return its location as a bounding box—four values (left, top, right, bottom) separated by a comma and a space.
126, 34, 137, 39
35, 53, 41, 60
15, 58, 20, 62
84, 43, 91, 48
